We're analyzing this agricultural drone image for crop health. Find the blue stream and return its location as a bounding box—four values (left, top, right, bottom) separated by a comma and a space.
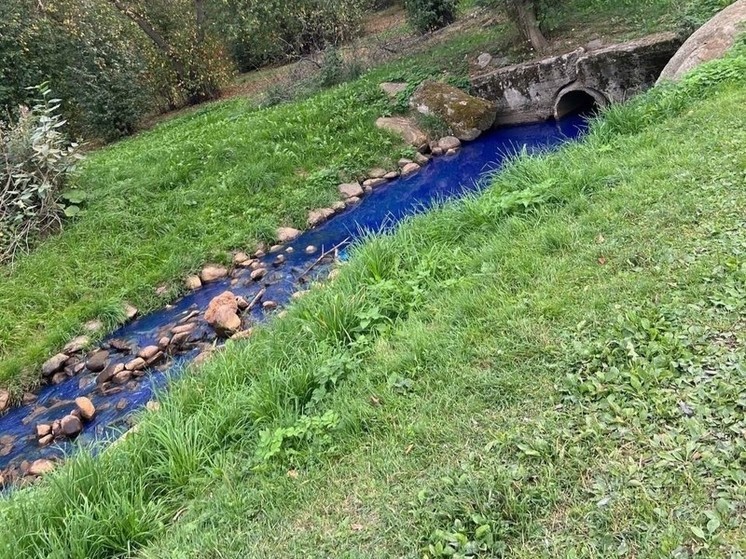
0, 115, 587, 475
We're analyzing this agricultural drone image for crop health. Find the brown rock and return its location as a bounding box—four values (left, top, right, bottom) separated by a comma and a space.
63, 335, 90, 354
171, 323, 196, 335
200, 265, 228, 283
124, 303, 139, 320
384, 171, 399, 180
363, 178, 387, 189
438, 136, 461, 151
85, 350, 110, 373
138, 346, 160, 360
109, 338, 133, 352
233, 252, 251, 266
60, 415, 83, 437
332, 201, 346, 212
339, 182, 364, 199
347, 196, 361, 204
0, 390, 9, 413
414, 153, 430, 166
273, 254, 286, 267
431, 146, 444, 156
170, 332, 190, 347
307, 207, 335, 227
112, 370, 132, 384
125, 357, 147, 371
262, 301, 278, 310
205, 291, 241, 337
446, 148, 458, 156
368, 167, 387, 179
38, 434, 53, 447
268, 244, 282, 253
22, 392, 37, 405
375, 116, 428, 148
28, 459, 54, 476
51, 372, 67, 385
97, 363, 123, 385
36, 424, 52, 438
250, 268, 267, 281
185, 275, 202, 290
236, 296, 249, 310
116, 398, 128, 411
276, 227, 302, 243
305, 245, 317, 254
74, 397, 96, 420
158, 336, 171, 349
401, 163, 421, 176
42, 353, 69, 377
398, 158, 413, 168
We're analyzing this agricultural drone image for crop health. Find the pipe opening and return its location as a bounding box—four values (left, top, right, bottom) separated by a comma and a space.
555, 89, 602, 119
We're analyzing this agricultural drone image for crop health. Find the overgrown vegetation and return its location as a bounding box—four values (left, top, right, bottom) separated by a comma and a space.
0, 85, 83, 264
405, 0, 459, 33
1, 34, 745, 559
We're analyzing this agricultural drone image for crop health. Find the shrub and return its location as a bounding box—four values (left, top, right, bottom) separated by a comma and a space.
404, 0, 458, 33
0, 86, 83, 264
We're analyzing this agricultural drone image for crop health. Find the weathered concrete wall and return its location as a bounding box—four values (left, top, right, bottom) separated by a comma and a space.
471, 32, 684, 125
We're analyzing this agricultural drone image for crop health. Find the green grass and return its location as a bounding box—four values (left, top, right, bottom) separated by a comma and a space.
1, 41, 745, 558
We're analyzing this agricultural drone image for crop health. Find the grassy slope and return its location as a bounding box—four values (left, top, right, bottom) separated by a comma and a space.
0, 0, 714, 393
1, 44, 745, 558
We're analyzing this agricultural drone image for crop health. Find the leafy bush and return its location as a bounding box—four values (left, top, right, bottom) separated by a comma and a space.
404, 0, 459, 33
317, 47, 364, 88
0, 86, 83, 264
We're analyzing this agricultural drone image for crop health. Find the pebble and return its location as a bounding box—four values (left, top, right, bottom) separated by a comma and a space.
250, 268, 267, 281
305, 245, 317, 254
85, 350, 110, 373
75, 397, 96, 420
401, 162, 421, 176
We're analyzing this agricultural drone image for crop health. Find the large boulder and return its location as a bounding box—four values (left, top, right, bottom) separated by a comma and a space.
410, 81, 497, 141
375, 116, 428, 150
205, 291, 241, 337
659, 1, 746, 82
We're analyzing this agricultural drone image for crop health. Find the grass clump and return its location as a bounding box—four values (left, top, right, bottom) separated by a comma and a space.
1, 40, 745, 558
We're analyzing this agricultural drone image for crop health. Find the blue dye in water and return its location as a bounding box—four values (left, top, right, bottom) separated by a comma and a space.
0, 115, 587, 476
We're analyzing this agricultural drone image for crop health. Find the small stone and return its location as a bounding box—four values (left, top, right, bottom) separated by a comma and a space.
109, 338, 132, 352
446, 148, 458, 156
146, 351, 164, 366
338, 182, 364, 199
305, 245, 317, 254
155, 284, 169, 296
398, 158, 413, 168
347, 196, 361, 204
273, 254, 286, 267
138, 346, 160, 360
60, 415, 83, 437
42, 353, 69, 377
22, 392, 37, 405
285, 247, 294, 254
250, 260, 262, 270
125, 357, 147, 371
116, 398, 128, 411
250, 268, 267, 281
38, 434, 53, 447
476, 52, 492, 68
51, 420, 61, 436
124, 303, 138, 320
363, 184, 372, 194
332, 201, 346, 212
401, 163, 421, 176
233, 252, 251, 265
73, 362, 86, 374
63, 335, 90, 354
307, 208, 335, 227
368, 168, 387, 179
36, 424, 51, 438
97, 363, 123, 385
112, 370, 132, 384
28, 459, 54, 476
230, 329, 253, 341
158, 336, 171, 349
170, 332, 190, 347
384, 171, 399, 180
146, 401, 160, 412
414, 153, 430, 166
236, 258, 255, 268
438, 136, 461, 151
75, 397, 96, 420
185, 275, 202, 290
276, 227, 302, 243
363, 178, 387, 189
262, 301, 278, 310
85, 350, 110, 373
51, 372, 67, 385
170, 323, 196, 335
200, 265, 229, 283
0, 390, 9, 413
254, 249, 266, 258
432, 146, 444, 156
269, 244, 283, 253
236, 296, 249, 310
84, 319, 104, 332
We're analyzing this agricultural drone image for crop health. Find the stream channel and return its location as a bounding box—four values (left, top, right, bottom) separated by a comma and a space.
0, 114, 588, 480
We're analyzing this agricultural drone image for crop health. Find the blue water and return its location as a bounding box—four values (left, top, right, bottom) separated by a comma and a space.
0, 115, 587, 478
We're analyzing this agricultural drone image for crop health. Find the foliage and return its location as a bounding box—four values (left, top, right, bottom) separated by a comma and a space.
404, 0, 459, 33
0, 86, 84, 264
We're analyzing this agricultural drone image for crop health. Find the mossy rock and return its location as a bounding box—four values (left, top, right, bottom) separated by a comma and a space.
410, 81, 497, 141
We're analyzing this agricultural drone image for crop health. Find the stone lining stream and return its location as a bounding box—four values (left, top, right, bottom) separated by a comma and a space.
0, 115, 587, 483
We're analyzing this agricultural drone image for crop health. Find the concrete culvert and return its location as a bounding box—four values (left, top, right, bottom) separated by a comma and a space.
554, 87, 608, 119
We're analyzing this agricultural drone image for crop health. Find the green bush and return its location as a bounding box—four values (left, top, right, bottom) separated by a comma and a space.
404, 0, 459, 33
0, 86, 83, 264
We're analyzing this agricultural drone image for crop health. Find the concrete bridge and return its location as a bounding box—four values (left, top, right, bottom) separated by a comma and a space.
471, 32, 684, 125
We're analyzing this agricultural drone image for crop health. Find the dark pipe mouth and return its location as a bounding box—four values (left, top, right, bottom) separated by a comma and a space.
555, 90, 601, 119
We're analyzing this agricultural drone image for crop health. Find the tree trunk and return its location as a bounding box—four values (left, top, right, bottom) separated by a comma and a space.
507, 0, 549, 53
